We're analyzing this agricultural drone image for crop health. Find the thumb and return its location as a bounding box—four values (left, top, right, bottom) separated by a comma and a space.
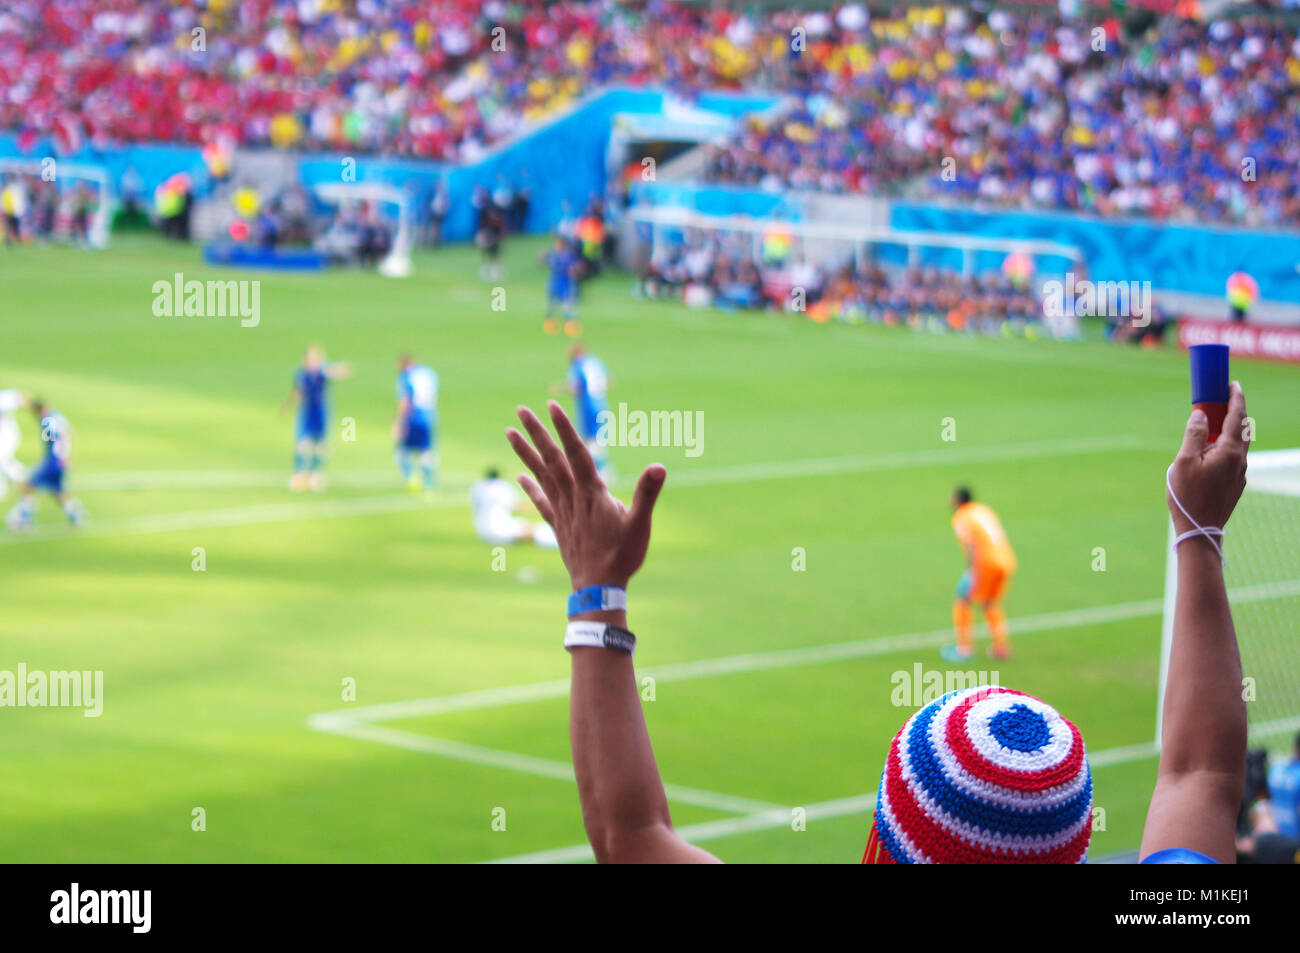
627, 463, 666, 537
1178, 408, 1208, 460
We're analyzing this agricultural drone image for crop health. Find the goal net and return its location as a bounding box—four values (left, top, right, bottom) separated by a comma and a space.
1157, 448, 1300, 752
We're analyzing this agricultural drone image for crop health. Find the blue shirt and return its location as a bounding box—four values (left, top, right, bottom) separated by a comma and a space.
295, 367, 329, 414
547, 247, 577, 290
568, 355, 608, 437
397, 364, 438, 426
40, 411, 70, 463
1268, 759, 1300, 839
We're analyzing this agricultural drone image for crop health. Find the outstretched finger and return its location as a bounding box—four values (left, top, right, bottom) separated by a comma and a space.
506, 426, 553, 493
1177, 407, 1209, 461
517, 473, 556, 525
1217, 381, 1248, 453
627, 463, 667, 540
548, 400, 600, 486
517, 405, 574, 495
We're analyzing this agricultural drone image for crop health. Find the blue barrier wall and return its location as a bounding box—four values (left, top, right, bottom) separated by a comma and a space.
629, 182, 795, 219
291, 87, 779, 241
0, 134, 208, 203
891, 203, 1300, 305
2, 87, 778, 242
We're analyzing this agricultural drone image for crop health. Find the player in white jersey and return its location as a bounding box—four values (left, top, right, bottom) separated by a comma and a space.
0, 388, 29, 498
469, 468, 557, 547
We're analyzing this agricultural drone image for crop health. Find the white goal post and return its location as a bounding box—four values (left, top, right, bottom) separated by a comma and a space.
1156, 448, 1300, 752
627, 204, 1083, 276
0, 158, 114, 248
311, 181, 414, 278
624, 204, 1086, 334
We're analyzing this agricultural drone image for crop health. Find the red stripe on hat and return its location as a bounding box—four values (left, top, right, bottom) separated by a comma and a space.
883, 725, 1091, 863
944, 690, 1086, 793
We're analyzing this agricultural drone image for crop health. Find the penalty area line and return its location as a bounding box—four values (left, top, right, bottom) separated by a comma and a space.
27, 433, 1155, 545
307, 716, 783, 818
313, 578, 1300, 727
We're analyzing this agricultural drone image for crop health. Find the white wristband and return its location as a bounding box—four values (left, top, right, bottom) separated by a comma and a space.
565, 621, 636, 656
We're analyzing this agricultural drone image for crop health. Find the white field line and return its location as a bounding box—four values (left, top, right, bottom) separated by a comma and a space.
316, 578, 1300, 726
305, 579, 1300, 862
308, 717, 782, 817
5, 433, 1156, 546
73, 469, 455, 491
661, 434, 1152, 490
69, 433, 1153, 494
0, 493, 455, 545
487, 713, 1300, 864
486, 795, 879, 865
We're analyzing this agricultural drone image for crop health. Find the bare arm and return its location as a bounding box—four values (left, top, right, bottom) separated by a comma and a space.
1141, 381, 1249, 863
568, 612, 718, 863
391, 397, 411, 441
507, 401, 719, 864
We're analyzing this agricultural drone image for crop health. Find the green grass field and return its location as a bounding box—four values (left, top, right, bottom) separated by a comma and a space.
2, 233, 1297, 863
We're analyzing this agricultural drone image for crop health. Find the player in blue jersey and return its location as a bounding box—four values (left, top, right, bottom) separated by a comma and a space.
393, 354, 439, 493
1268, 733, 1300, 841
281, 345, 352, 492
5, 399, 86, 531
562, 343, 611, 478
541, 236, 581, 337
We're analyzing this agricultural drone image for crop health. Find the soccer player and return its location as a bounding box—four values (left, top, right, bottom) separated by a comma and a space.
476, 199, 506, 282
5, 400, 86, 532
281, 345, 351, 492
0, 387, 29, 498
563, 344, 611, 478
541, 235, 580, 336
469, 467, 557, 548
393, 354, 439, 493
942, 486, 1017, 661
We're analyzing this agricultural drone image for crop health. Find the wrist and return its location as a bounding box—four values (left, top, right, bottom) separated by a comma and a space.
570, 609, 627, 627
571, 576, 628, 593
1176, 533, 1224, 564
567, 583, 626, 618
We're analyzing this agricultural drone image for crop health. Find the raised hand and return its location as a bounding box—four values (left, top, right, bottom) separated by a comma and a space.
1167, 380, 1249, 535
505, 401, 665, 591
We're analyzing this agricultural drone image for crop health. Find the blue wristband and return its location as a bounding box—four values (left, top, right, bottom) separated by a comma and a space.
567, 586, 627, 617
1139, 848, 1219, 865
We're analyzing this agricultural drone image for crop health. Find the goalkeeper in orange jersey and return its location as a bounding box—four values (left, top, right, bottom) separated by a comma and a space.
941, 486, 1017, 662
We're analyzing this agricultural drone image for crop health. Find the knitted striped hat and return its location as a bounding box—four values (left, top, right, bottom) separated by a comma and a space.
863, 686, 1093, 864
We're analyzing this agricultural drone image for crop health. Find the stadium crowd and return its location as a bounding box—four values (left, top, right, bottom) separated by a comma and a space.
639, 228, 1057, 336
3, 2, 1297, 226
698, 6, 1300, 227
